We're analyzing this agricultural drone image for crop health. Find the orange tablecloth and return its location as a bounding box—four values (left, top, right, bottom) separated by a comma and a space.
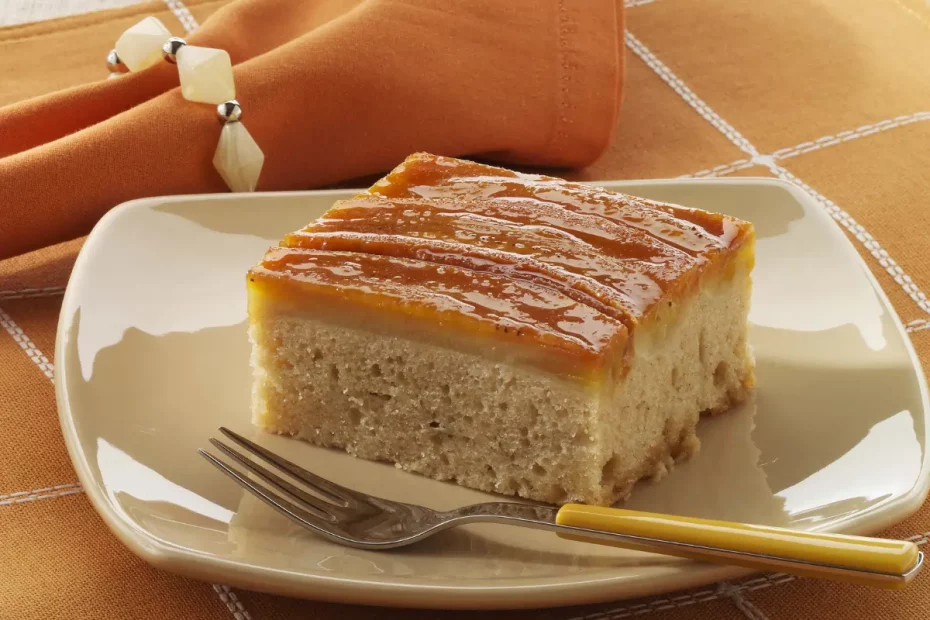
3, 1, 930, 618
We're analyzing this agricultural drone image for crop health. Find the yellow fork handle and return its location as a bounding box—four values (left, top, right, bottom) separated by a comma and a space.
555, 504, 921, 589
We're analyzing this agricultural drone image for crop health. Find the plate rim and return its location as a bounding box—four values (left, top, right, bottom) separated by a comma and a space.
54, 176, 930, 609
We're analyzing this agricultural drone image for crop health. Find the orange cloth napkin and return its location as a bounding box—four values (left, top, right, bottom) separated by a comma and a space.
0, 0, 625, 260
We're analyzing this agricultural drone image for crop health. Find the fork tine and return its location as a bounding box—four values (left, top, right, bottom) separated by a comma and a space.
209, 438, 342, 519
199, 449, 352, 544
219, 427, 362, 506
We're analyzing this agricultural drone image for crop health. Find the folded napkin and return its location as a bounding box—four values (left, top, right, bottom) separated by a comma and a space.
0, 0, 625, 260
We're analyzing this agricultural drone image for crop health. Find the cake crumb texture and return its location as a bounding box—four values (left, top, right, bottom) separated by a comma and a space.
249, 247, 752, 505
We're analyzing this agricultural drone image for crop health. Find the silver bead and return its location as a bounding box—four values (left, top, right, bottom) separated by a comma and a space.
106, 49, 128, 73
217, 100, 243, 124
161, 37, 187, 64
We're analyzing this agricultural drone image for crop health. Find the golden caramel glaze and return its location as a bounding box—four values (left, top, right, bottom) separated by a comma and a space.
252, 153, 755, 379
366, 153, 752, 255
283, 196, 701, 322
248, 248, 627, 382
285, 230, 621, 321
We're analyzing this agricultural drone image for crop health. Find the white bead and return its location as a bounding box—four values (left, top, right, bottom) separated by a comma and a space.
176, 46, 236, 104
114, 17, 171, 72
214, 122, 264, 192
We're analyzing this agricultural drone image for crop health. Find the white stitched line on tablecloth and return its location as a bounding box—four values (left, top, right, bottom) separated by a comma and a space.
562, 575, 790, 620
163, 0, 199, 33
626, 32, 930, 319
0, 305, 54, 383
0, 286, 66, 301
0, 483, 84, 507
725, 531, 930, 597
688, 112, 930, 178
625, 0, 658, 7
770, 112, 930, 159
570, 526, 930, 620
564, 589, 721, 620
689, 159, 756, 178
774, 166, 930, 316
890, 0, 930, 31
906, 529, 930, 545
908, 319, 930, 333
737, 573, 798, 593
625, 32, 760, 158
564, 545, 928, 620
717, 582, 771, 620
213, 584, 253, 620
684, 166, 930, 321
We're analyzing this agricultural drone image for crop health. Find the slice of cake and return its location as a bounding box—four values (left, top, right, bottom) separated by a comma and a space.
247, 153, 755, 505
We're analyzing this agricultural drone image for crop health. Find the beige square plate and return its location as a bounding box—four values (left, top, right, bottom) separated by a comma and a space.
55, 179, 930, 610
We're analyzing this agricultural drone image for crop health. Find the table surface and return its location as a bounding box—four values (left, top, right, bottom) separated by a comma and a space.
2, 1, 930, 619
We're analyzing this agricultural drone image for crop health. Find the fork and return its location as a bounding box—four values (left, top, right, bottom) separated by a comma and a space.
201, 427, 923, 589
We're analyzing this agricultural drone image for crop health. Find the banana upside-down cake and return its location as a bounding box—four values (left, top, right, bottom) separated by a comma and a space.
246, 153, 755, 506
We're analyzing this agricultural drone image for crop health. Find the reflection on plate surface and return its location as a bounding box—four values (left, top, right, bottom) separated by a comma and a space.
56, 180, 929, 609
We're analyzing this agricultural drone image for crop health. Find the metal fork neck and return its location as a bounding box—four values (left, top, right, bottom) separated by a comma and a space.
445, 502, 562, 531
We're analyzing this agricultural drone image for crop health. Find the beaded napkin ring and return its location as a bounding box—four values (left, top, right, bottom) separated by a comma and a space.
107, 17, 264, 193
